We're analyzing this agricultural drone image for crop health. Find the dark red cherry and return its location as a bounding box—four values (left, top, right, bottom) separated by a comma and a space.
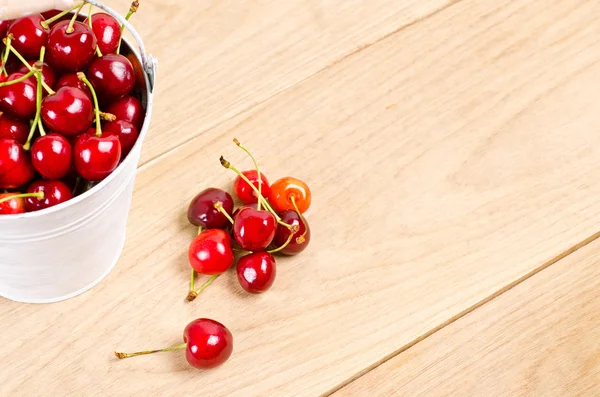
0, 20, 13, 38
236, 252, 276, 294
272, 210, 311, 255
0, 115, 29, 144
0, 138, 35, 189
106, 96, 144, 130
46, 21, 97, 73
31, 133, 72, 180
87, 54, 135, 102
0, 192, 26, 214
73, 132, 121, 181
0, 72, 37, 120
8, 15, 49, 59
183, 318, 233, 369
2, 55, 20, 75
187, 188, 235, 230
25, 180, 73, 212
84, 13, 121, 55
41, 87, 94, 136
188, 229, 234, 275
55, 73, 92, 100
233, 170, 271, 204
102, 120, 138, 158
233, 207, 277, 251
18, 60, 57, 91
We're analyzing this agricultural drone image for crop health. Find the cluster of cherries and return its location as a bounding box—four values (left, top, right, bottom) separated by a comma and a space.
115, 139, 312, 369
0, 2, 145, 215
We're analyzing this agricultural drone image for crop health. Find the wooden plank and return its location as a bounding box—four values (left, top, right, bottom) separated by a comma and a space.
101, 0, 453, 164
3, 0, 600, 396
335, 238, 600, 397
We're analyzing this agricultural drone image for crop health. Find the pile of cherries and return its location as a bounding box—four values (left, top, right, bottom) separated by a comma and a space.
0, 2, 145, 215
115, 139, 312, 369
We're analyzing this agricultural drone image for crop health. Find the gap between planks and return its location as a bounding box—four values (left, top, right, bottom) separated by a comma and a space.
136, 0, 462, 173
321, 229, 600, 397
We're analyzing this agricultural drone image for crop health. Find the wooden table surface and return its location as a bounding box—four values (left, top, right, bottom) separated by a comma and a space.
2, 0, 600, 396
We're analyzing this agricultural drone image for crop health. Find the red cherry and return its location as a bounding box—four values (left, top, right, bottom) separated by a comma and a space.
1, 55, 21, 75
0, 115, 29, 144
25, 180, 73, 212
0, 20, 13, 38
183, 319, 233, 369
55, 73, 92, 100
73, 132, 121, 181
31, 133, 73, 179
236, 252, 276, 294
8, 15, 49, 59
87, 54, 135, 102
106, 96, 144, 130
233, 170, 271, 204
18, 60, 57, 91
0, 138, 35, 189
0, 193, 26, 214
188, 229, 234, 275
269, 177, 312, 214
233, 207, 277, 251
0, 72, 37, 120
102, 120, 138, 158
41, 87, 94, 136
84, 13, 121, 55
272, 210, 311, 255
187, 188, 234, 230
46, 21, 97, 73
114, 318, 233, 370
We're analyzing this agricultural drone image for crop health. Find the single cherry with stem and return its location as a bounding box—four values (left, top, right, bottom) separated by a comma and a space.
87, 54, 135, 103
236, 252, 277, 294
24, 180, 72, 212
7, 15, 49, 59
85, 11, 121, 55
187, 188, 234, 230
41, 86, 94, 136
115, 318, 233, 370
73, 72, 122, 181
233, 206, 277, 252
0, 192, 43, 214
272, 209, 311, 255
269, 177, 312, 214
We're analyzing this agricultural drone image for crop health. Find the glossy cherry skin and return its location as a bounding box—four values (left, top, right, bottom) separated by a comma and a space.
0, 138, 35, 189
237, 252, 276, 294
73, 132, 121, 181
84, 13, 121, 55
25, 180, 73, 212
233, 170, 271, 205
31, 133, 72, 179
187, 188, 234, 230
0, 20, 12, 38
18, 60, 57, 91
269, 177, 312, 214
273, 210, 311, 255
55, 73, 92, 100
188, 229, 234, 275
0, 115, 29, 144
47, 21, 97, 73
41, 87, 94, 136
106, 96, 144, 130
0, 72, 37, 120
8, 15, 49, 59
183, 318, 233, 370
0, 193, 26, 214
102, 120, 138, 158
87, 54, 135, 103
233, 207, 277, 251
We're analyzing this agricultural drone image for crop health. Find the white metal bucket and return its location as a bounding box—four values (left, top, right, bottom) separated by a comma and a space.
0, 1, 157, 303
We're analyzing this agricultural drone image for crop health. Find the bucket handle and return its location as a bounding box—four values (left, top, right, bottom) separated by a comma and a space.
84, 0, 157, 91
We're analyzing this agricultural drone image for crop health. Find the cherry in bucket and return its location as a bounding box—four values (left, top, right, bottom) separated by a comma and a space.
115, 318, 233, 370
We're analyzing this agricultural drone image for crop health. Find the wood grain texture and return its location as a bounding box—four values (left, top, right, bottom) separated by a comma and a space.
2, 0, 600, 396
336, 239, 600, 397
101, 0, 453, 164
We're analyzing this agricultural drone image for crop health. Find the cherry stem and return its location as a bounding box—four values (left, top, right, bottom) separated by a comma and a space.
233, 138, 263, 211
77, 72, 102, 137
66, 3, 85, 34
117, 1, 139, 54
232, 247, 252, 255
268, 229, 294, 254
100, 112, 116, 121
1, 34, 13, 77
0, 69, 35, 88
4, 40, 54, 95
87, 3, 103, 57
24, 57, 45, 150
214, 202, 234, 224
186, 226, 203, 301
41, 2, 86, 29
72, 177, 81, 195
192, 274, 220, 297
0, 192, 44, 204
115, 343, 187, 359
289, 196, 308, 243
